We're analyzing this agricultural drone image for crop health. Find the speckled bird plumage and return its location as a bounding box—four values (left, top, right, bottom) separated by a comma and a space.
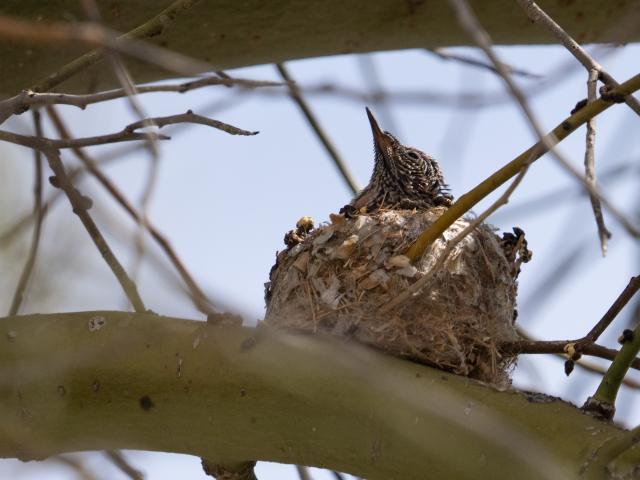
344, 108, 453, 213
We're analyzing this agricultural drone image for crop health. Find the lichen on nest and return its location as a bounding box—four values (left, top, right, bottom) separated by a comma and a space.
264, 208, 530, 387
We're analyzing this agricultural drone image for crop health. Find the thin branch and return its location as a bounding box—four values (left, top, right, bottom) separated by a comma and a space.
80, 0, 164, 291
494, 160, 638, 222
583, 68, 610, 255
40, 147, 146, 312
381, 153, 533, 313
0, 76, 283, 125
296, 466, 313, 480
404, 72, 640, 262
124, 111, 258, 135
503, 276, 640, 373
426, 48, 543, 79
55, 455, 99, 480
7, 111, 47, 316
0, 152, 120, 249
515, 0, 640, 117
500, 338, 640, 371
569, 356, 640, 390
406, 0, 639, 268
276, 63, 360, 195
0, 97, 241, 249
0, 128, 168, 150
582, 276, 640, 419
45, 108, 217, 315
0, 111, 256, 151
583, 276, 640, 344
104, 450, 144, 480
516, 328, 640, 389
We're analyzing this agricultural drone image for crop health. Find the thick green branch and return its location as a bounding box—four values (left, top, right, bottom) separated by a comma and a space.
1, 311, 637, 479
406, 72, 640, 261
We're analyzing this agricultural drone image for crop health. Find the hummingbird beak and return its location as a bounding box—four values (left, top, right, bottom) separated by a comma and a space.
366, 107, 393, 154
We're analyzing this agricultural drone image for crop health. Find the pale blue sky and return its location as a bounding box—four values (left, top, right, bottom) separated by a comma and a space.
1, 43, 639, 479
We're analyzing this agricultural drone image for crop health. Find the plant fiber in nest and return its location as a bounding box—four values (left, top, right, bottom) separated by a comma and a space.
265, 207, 524, 387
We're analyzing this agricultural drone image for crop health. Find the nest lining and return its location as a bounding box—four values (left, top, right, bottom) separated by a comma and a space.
265, 208, 525, 386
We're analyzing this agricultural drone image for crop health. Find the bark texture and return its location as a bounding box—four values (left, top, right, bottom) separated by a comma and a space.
1, 0, 640, 95
1, 311, 637, 479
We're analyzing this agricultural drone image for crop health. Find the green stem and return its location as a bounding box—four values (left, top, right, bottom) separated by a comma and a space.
584, 312, 640, 420
405, 72, 640, 262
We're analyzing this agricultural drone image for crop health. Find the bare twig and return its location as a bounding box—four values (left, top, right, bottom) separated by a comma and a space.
405, 22, 640, 261
276, 63, 360, 195
7, 111, 47, 316
426, 48, 543, 79
494, 160, 638, 222
501, 338, 640, 371
0, 128, 168, 150
447, 0, 545, 134
0, 111, 256, 151
450, 0, 637, 241
125, 111, 258, 135
0, 151, 122, 248
517, 329, 640, 389
80, 0, 164, 292
104, 450, 144, 480
295, 466, 313, 480
502, 277, 640, 373
0, 53, 599, 123
55, 455, 99, 480
516, 0, 640, 117
1, 96, 242, 248
582, 276, 640, 344
583, 68, 610, 255
41, 146, 146, 312
45, 108, 216, 315
80, 2, 162, 286
0, 76, 282, 125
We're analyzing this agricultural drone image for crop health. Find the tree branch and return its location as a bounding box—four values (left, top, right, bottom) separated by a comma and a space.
0, 112, 256, 151
515, 0, 640, 117
46, 107, 218, 315
583, 68, 610, 255
276, 63, 360, 195
41, 149, 147, 312
0, 76, 283, 126
0, 1, 637, 95
1, 311, 637, 479
7, 111, 46, 316
404, 72, 640, 262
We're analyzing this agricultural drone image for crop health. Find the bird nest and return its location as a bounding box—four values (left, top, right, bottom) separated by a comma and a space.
264, 208, 530, 386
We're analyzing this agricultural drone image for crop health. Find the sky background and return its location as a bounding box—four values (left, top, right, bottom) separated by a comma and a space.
1, 42, 639, 479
